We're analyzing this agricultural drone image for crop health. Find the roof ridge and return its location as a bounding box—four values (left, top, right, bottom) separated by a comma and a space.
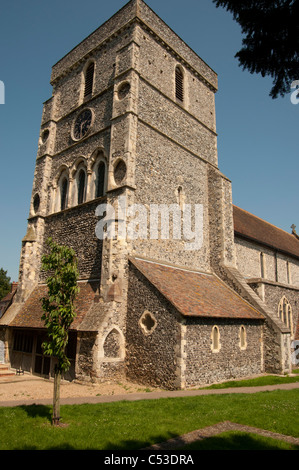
131, 256, 212, 276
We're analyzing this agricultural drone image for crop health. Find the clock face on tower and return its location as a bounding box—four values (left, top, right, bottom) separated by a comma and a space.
73, 108, 93, 140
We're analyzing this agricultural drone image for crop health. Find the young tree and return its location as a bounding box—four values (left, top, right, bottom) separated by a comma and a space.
212, 0, 299, 98
0, 268, 11, 301
41, 238, 79, 425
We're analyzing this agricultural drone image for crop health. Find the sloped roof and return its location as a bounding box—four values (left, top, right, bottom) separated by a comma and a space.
0, 283, 18, 319
9, 281, 99, 331
233, 205, 299, 259
130, 257, 264, 320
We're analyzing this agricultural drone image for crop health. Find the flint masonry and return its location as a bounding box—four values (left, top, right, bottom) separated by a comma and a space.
0, 0, 298, 388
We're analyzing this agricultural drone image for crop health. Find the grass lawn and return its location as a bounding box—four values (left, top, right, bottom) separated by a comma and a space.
0, 389, 298, 450
179, 431, 299, 450
202, 374, 299, 389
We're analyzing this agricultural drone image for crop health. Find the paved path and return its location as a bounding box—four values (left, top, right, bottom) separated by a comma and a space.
0, 381, 298, 407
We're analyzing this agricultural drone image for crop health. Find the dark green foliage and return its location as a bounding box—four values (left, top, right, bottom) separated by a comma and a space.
213, 0, 299, 98
0, 268, 11, 301
41, 238, 79, 373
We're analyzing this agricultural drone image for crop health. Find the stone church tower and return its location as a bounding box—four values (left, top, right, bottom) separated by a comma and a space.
0, 0, 295, 388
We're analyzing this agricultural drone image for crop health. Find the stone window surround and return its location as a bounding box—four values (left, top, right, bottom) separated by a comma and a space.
239, 325, 247, 350
98, 326, 125, 362
50, 149, 107, 214
93, 159, 107, 199
211, 325, 221, 353
77, 167, 87, 205
210, 325, 249, 353
53, 167, 69, 213
60, 176, 68, 211
278, 296, 293, 335
74, 161, 87, 206
139, 310, 157, 336
175, 65, 184, 104
80, 59, 96, 104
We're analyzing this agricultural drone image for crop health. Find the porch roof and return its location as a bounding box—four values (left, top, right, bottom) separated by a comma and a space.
8, 281, 100, 331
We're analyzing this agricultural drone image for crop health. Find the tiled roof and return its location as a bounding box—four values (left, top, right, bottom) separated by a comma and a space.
9, 281, 99, 330
0, 283, 18, 319
0, 282, 18, 303
233, 205, 299, 259
130, 257, 264, 320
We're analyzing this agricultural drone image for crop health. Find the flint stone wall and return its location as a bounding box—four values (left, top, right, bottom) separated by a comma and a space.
40, 200, 103, 282
184, 318, 263, 387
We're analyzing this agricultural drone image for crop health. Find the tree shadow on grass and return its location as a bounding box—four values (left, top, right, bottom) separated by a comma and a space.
19, 404, 52, 423
10, 432, 299, 451
178, 432, 299, 451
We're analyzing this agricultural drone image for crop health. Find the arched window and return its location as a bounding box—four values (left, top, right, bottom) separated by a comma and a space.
33, 194, 40, 214
60, 177, 68, 211
278, 297, 293, 334
175, 66, 184, 103
84, 62, 94, 99
102, 327, 125, 360
177, 186, 185, 210
211, 326, 220, 353
260, 252, 265, 278
103, 329, 121, 358
96, 161, 106, 198
77, 169, 86, 205
239, 325, 247, 350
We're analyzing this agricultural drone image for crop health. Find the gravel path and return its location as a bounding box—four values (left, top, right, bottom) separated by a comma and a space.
0, 373, 298, 407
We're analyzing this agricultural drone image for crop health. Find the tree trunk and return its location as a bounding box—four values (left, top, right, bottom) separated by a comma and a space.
52, 366, 61, 426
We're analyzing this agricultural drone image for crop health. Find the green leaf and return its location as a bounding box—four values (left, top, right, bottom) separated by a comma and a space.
40, 238, 79, 372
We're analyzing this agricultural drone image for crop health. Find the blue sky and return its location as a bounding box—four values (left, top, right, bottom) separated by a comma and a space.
0, 0, 298, 282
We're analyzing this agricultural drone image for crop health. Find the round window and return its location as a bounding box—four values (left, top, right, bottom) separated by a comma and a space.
113, 159, 127, 185
73, 108, 93, 140
117, 82, 130, 100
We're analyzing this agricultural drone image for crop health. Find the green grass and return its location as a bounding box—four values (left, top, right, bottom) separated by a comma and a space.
0, 389, 298, 450
202, 374, 299, 389
179, 432, 299, 450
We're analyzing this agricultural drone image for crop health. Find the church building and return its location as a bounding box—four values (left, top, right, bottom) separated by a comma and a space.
0, 0, 298, 388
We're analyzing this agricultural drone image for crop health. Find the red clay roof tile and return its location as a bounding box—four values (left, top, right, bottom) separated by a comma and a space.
130, 257, 264, 320
9, 281, 99, 330
233, 205, 299, 259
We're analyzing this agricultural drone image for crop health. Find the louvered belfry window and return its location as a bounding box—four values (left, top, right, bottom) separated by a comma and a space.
84, 62, 94, 98
175, 66, 184, 103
